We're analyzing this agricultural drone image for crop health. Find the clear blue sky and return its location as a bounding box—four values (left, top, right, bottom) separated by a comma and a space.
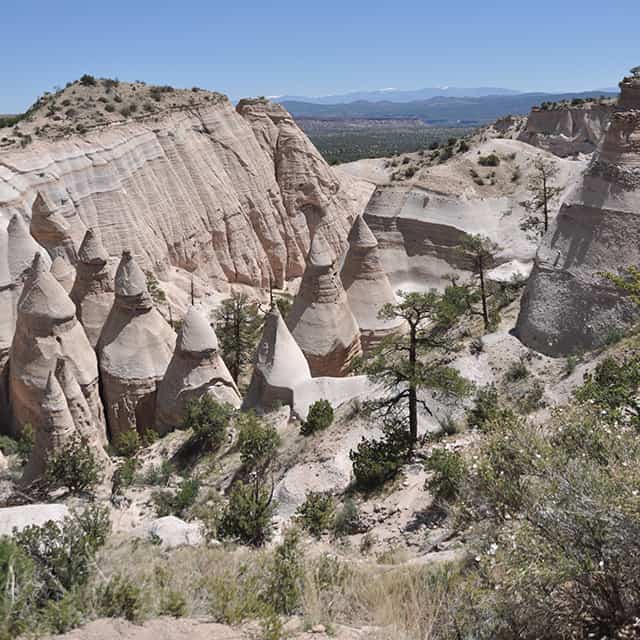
2, 0, 638, 113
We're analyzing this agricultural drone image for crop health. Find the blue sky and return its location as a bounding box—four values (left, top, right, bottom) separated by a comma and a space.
2, 0, 638, 112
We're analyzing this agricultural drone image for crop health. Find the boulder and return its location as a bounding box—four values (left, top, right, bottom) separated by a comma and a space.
287, 232, 361, 376
244, 305, 311, 411
143, 516, 204, 548
516, 74, 640, 355
9, 255, 106, 439
0, 503, 70, 537
156, 305, 240, 435
70, 228, 115, 347
98, 251, 175, 439
340, 215, 404, 350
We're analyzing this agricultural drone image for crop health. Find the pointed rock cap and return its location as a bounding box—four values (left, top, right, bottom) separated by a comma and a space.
7, 212, 30, 238
257, 305, 311, 384
308, 232, 334, 269
114, 250, 148, 297
177, 305, 219, 354
18, 252, 48, 305
78, 228, 109, 265
18, 266, 76, 323
348, 215, 378, 249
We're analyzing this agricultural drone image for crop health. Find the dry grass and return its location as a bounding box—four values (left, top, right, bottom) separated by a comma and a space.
92, 536, 461, 639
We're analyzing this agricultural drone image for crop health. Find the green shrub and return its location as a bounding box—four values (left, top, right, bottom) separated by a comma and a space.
333, 497, 363, 536
97, 575, 143, 622
104, 103, 115, 113
237, 412, 280, 471
478, 153, 500, 167
266, 528, 303, 615
79, 74, 97, 86
140, 460, 174, 486
301, 399, 334, 435
17, 424, 34, 464
0, 435, 17, 456
114, 430, 140, 457
466, 384, 511, 431
185, 396, 233, 451
350, 433, 405, 491
505, 358, 528, 382
12, 505, 110, 605
45, 435, 103, 495
111, 457, 139, 500
425, 448, 466, 502
152, 477, 200, 519
219, 480, 276, 546
295, 492, 335, 537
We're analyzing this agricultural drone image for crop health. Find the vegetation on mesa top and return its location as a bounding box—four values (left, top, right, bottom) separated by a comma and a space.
0, 75, 226, 148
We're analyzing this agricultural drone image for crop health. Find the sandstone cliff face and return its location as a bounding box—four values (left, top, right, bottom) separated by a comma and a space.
516, 77, 640, 355
0, 96, 366, 297
518, 103, 612, 157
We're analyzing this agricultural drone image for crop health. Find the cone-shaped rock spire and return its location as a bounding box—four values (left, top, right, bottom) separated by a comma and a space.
156, 306, 240, 434
9, 260, 105, 439
287, 230, 361, 376
30, 191, 81, 263
7, 213, 51, 284
22, 369, 76, 483
98, 251, 176, 439
341, 216, 404, 351
70, 229, 115, 347
245, 305, 311, 410
50, 255, 76, 294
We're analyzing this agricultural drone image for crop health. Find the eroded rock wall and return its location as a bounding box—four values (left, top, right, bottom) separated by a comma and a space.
0, 98, 367, 296
516, 77, 640, 355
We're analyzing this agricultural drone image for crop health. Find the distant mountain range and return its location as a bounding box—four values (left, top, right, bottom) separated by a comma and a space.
277, 86, 522, 104
281, 91, 619, 126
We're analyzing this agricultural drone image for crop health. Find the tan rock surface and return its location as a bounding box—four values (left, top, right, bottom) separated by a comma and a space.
340, 215, 404, 350
0, 91, 368, 295
156, 305, 240, 434
70, 228, 115, 347
22, 369, 77, 482
50, 255, 76, 293
98, 251, 175, 438
516, 75, 640, 355
287, 231, 361, 376
245, 305, 312, 410
9, 256, 105, 439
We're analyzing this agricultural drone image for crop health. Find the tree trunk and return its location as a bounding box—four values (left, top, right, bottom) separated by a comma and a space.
479, 256, 489, 330
233, 305, 241, 383
409, 323, 418, 447
542, 170, 549, 232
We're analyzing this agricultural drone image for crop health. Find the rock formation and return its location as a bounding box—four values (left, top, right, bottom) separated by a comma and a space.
22, 370, 76, 482
9, 255, 106, 439
518, 103, 612, 157
340, 215, 404, 350
156, 305, 240, 434
50, 256, 76, 293
516, 74, 640, 355
287, 232, 361, 376
98, 251, 175, 439
0, 91, 368, 295
70, 228, 115, 347
6, 213, 51, 288
245, 306, 312, 410
30, 190, 81, 263
0, 232, 14, 429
